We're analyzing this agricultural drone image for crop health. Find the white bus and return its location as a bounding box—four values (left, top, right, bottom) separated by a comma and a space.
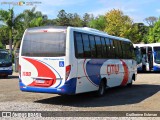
19, 26, 137, 96
134, 43, 160, 72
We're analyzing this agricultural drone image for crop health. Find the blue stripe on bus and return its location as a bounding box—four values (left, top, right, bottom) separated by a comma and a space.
19, 78, 77, 95
86, 59, 107, 86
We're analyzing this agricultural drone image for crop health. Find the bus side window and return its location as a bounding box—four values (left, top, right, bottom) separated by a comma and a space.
122, 42, 132, 59
130, 43, 136, 59
105, 38, 110, 58
89, 35, 97, 58
82, 34, 91, 58
113, 40, 119, 58
122, 41, 127, 59
95, 36, 102, 58
101, 37, 107, 58
126, 42, 132, 59
118, 41, 123, 59
109, 39, 115, 58
74, 32, 84, 58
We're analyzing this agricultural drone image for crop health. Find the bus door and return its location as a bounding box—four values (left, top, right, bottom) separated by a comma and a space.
147, 47, 153, 71
140, 47, 147, 71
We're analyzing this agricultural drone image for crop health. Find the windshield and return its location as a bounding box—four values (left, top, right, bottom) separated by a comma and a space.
0, 52, 11, 62
154, 47, 160, 64
21, 31, 66, 57
135, 47, 142, 64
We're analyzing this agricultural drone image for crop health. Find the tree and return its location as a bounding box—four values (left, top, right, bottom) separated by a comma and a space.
89, 15, 106, 31
144, 16, 158, 27
56, 10, 70, 26
0, 8, 14, 53
70, 13, 83, 27
104, 9, 133, 37
13, 7, 46, 49
43, 19, 57, 26
147, 19, 160, 43
56, 10, 84, 27
83, 13, 94, 27
0, 26, 9, 46
130, 23, 149, 43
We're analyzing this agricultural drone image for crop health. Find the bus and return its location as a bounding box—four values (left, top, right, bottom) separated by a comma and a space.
19, 26, 137, 96
0, 49, 13, 77
134, 43, 160, 72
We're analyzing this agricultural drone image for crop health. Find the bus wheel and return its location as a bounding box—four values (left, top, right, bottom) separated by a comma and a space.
127, 77, 134, 87
127, 80, 132, 87
97, 80, 106, 97
142, 65, 146, 72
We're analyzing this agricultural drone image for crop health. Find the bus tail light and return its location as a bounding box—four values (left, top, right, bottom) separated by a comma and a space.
65, 65, 71, 80
19, 65, 21, 77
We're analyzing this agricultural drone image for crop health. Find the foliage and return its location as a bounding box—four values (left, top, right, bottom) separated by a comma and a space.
104, 9, 133, 38
56, 10, 93, 27
82, 13, 94, 27
0, 7, 159, 50
0, 8, 14, 53
144, 16, 158, 27
89, 15, 107, 31
147, 19, 160, 43
129, 23, 149, 43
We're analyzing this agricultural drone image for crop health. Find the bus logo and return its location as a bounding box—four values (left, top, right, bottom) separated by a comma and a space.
59, 61, 64, 67
107, 64, 119, 75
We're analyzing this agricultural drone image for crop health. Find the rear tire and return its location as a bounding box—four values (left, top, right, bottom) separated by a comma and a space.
142, 65, 146, 72
127, 80, 133, 87
97, 80, 106, 97
127, 75, 135, 87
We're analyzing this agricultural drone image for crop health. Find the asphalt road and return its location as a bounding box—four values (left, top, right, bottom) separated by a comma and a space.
0, 72, 159, 118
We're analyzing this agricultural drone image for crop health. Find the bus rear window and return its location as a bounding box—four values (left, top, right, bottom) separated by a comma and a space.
154, 47, 160, 64
21, 32, 66, 57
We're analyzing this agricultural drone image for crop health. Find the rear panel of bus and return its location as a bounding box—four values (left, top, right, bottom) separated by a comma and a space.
19, 27, 77, 95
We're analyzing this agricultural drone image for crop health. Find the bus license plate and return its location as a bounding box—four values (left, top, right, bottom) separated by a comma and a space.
0, 68, 7, 70
35, 80, 45, 83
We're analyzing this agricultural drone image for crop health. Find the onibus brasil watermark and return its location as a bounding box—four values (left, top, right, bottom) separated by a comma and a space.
1, 1, 42, 6
1, 112, 42, 118
0, 111, 159, 118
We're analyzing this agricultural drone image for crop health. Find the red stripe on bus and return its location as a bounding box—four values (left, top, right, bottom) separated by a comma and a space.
120, 60, 129, 86
24, 58, 56, 87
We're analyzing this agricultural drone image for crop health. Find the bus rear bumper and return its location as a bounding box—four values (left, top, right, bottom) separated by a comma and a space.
19, 78, 77, 95
0, 70, 13, 75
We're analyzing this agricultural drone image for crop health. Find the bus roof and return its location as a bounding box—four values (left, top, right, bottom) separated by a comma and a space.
25, 26, 131, 42
69, 27, 131, 42
134, 43, 160, 48
26, 26, 67, 33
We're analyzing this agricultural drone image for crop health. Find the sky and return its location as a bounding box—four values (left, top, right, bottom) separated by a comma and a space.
0, 0, 160, 24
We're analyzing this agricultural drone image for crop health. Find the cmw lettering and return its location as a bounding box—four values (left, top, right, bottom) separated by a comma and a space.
107, 64, 119, 75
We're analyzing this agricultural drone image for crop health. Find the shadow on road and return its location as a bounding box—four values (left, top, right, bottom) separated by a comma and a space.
138, 71, 160, 74
35, 84, 160, 107
0, 75, 19, 79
